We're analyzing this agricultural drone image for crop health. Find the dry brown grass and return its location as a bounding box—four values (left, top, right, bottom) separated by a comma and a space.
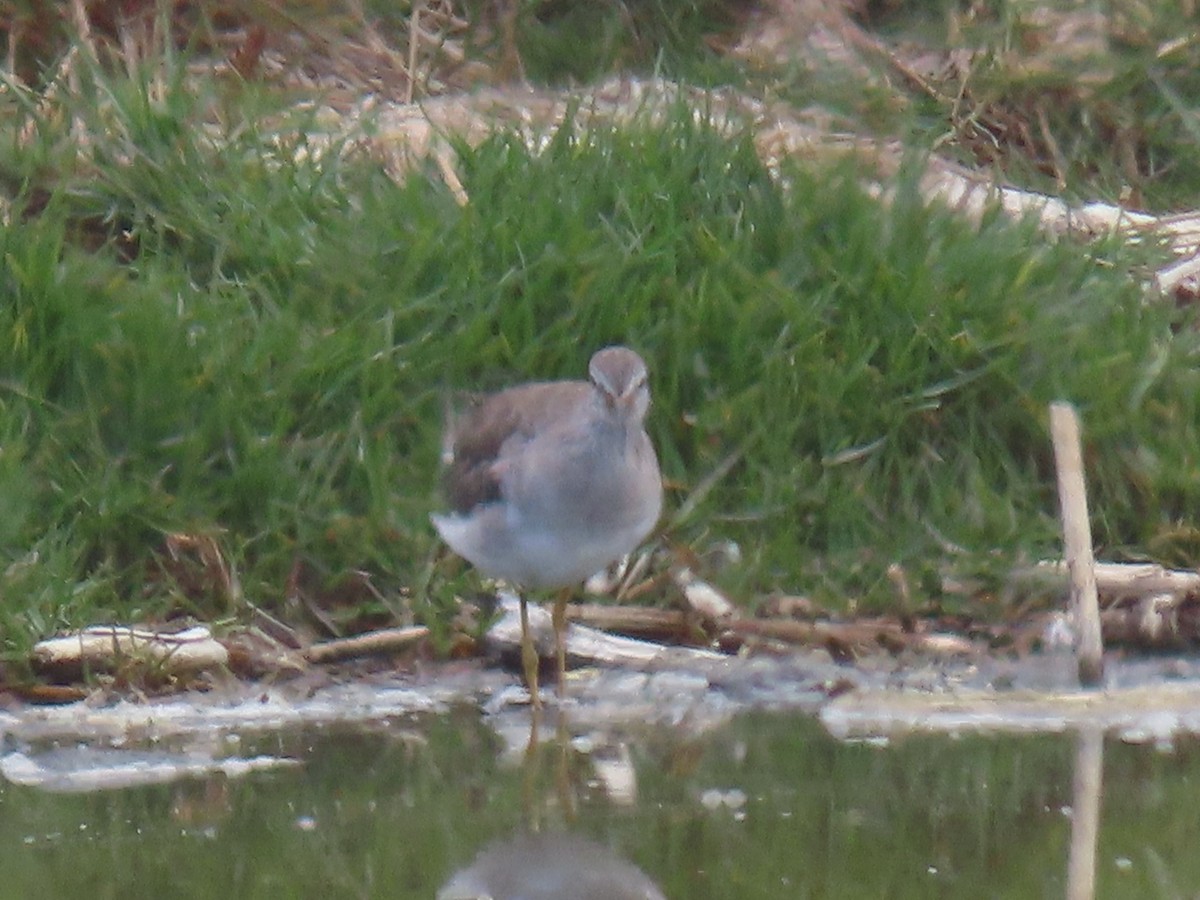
6, 1, 1199, 298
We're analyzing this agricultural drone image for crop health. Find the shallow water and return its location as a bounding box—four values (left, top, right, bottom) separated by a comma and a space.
3, 699, 1198, 899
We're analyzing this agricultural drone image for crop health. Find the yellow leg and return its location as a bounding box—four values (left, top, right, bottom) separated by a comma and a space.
520, 713, 541, 827
519, 595, 542, 710
554, 698, 577, 823
551, 588, 570, 700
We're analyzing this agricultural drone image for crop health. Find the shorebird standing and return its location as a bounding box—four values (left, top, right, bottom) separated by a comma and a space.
431, 346, 663, 707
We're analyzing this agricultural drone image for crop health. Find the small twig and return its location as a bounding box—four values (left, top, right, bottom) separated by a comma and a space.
614, 568, 671, 604
885, 563, 912, 611
433, 146, 469, 205
1154, 251, 1200, 296
567, 604, 687, 639
246, 601, 303, 649
119, 20, 140, 81
724, 617, 975, 657
304, 625, 429, 664
5, 20, 16, 76
68, 0, 99, 65
1035, 103, 1068, 191
818, 6, 948, 103
406, 0, 423, 104
1049, 402, 1104, 686
612, 547, 655, 600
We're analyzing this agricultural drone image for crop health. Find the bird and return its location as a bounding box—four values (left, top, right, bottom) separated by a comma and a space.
431, 346, 663, 708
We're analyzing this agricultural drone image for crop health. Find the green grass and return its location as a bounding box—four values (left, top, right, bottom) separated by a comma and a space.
2, 12, 1200, 661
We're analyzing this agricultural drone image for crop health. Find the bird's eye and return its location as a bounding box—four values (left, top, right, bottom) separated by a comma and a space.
621, 377, 646, 400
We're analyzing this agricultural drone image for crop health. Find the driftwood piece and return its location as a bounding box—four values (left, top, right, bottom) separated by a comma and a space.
1049, 402, 1104, 685
724, 617, 976, 658
31, 625, 228, 679
1016, 562, 1200, 649
569, 597, 979, 660
304, 626, 430, 664
567, 605, 689, 641
1018, 560, 1200, 597
671, 566, 736, 626
222, 627, 310, 679
1098, 593, 1200, 649
489, 594, 721, 668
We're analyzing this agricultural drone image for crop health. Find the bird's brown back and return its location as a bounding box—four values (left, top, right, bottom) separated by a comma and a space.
440, 380, 592, 514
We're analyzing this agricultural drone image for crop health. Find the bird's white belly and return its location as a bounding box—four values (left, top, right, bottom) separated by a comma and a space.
430, 502, 655, 589
504, 524, 642, 588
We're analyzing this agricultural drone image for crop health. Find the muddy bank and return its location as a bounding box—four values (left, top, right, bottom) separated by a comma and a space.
8, 636, 1200, 745
9, 592, 1200, 796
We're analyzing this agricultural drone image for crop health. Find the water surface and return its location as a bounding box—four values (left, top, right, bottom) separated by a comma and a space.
2, 706, 1197, 898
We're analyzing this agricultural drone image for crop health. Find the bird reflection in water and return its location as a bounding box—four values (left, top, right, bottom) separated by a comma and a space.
437, 831, 666, 900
